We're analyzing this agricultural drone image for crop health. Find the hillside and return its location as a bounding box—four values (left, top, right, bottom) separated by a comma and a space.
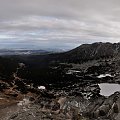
60, 42, 120, 63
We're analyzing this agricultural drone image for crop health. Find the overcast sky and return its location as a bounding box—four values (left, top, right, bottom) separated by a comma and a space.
0, 0, 120, 50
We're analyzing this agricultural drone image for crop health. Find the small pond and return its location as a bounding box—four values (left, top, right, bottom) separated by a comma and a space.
99, 83, 120, 96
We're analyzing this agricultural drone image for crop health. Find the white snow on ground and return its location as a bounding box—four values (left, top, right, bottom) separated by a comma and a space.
38, 86, 46, 90
66, 70, 80, 74
97, 74, 113, 78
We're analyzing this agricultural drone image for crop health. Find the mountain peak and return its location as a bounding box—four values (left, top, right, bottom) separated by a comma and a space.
61, 42, 120, 63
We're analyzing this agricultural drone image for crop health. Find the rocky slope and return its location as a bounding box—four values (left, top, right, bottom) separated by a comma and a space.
0, 42, 120, 120
1, 90, 119, 120
61, 42, 120, 63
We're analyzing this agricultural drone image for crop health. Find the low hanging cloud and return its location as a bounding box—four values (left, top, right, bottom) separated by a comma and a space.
0, 0, 120, 50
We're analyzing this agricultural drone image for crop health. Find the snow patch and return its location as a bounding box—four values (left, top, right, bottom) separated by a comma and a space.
38, 86, 46, 90
97, 74, 113, 78
66, 70, 80, 75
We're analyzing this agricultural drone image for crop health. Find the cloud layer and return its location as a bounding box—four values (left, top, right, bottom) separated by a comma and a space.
0, 0, 120, 50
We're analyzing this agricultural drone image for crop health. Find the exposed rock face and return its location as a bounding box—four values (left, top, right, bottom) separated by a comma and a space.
4, 91, 119, 120
0, 81, 9, 91
85, 92, 120, 120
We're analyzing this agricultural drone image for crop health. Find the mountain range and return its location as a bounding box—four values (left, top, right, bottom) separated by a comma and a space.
0, 48, 65, 56
60, 42, 120, 63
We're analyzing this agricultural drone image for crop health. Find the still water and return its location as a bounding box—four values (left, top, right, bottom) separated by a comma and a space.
99, 83, 120, 96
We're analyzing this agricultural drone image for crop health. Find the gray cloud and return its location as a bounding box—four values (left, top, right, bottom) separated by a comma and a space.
0, 0, 120, 50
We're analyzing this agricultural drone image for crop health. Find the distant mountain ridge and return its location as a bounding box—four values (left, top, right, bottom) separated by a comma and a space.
60, 42, 120, 63
0, 49, 49, 55
0, 49, 65, 55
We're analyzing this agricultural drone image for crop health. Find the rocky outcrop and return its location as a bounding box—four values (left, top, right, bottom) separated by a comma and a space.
85, 92, 120, 120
